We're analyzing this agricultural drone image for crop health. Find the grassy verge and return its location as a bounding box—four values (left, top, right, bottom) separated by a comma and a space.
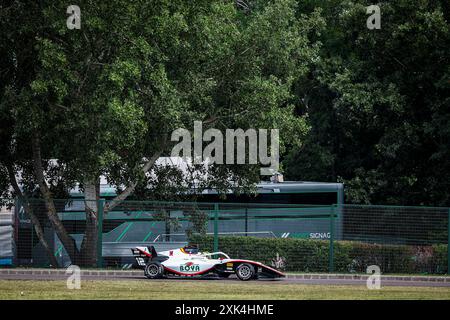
0, 280, 449, 300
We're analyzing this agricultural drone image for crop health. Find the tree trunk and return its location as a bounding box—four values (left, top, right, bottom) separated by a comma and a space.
31, 135, 80, 265
104, 148, 164, 213
6, 163, 59, 268
24, 201, 60, 268
79, 180, 99, 267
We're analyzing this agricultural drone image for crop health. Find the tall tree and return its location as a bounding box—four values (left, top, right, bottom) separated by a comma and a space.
0, 0, 319, 265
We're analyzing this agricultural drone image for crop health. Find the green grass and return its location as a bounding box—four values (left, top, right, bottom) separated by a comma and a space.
0, 280, 449, 300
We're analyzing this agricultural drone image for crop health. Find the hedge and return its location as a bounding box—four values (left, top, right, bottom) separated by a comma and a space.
189, 235, 448, 274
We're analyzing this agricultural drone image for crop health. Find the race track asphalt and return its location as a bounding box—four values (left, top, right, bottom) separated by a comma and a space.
1, 270, 449, 287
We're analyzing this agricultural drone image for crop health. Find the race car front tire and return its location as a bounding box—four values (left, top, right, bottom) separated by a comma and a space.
144, 261, 164, 279
235, 263, 255, 281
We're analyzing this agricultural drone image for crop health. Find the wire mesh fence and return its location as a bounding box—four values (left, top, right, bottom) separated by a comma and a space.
340, 205, 449, 274
1, 198, 449, 274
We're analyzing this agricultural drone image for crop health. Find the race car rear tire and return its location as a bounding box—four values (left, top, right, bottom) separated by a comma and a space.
144, 261, 164, 279
235, 263, 255, 281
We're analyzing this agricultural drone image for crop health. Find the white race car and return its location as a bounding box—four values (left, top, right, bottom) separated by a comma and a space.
131, 245, 285, 281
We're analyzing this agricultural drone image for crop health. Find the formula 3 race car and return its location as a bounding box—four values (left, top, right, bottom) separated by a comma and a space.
131, 245, 285, 281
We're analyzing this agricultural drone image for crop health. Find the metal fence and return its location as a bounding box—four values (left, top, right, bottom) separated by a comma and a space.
3, 198, 449, 274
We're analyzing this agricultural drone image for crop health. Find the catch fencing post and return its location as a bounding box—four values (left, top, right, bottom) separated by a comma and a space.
329, 205, 335, 273
97, 199, 104, 268
214, 203, 219, 253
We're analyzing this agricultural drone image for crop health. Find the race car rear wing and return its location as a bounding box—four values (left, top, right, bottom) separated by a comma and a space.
131, 246, 157, 267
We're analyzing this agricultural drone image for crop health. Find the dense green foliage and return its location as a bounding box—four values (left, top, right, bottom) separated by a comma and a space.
1, 1, 448, 205
190, 235, 448, 274
0, 0, 315, 199
283, 0, 450, 206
